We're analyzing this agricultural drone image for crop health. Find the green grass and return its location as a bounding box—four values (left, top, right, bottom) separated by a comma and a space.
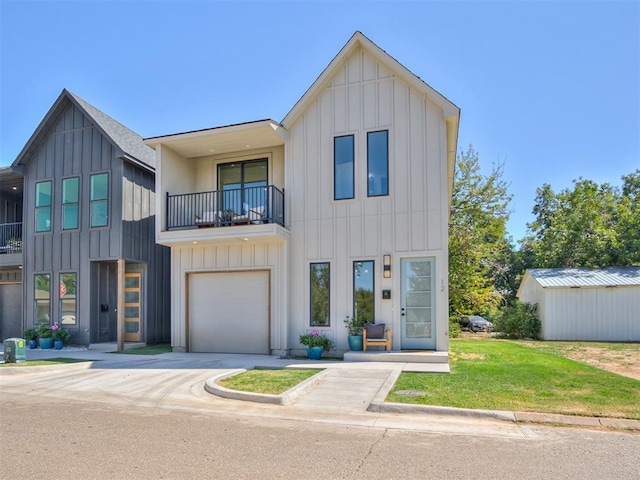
0, 358, 91, 367
110, 344, 172, 355
218, 369, 321, 395
388, 339, 640, 419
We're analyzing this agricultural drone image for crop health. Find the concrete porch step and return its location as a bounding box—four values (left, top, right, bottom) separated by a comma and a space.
343, 350, 449, 364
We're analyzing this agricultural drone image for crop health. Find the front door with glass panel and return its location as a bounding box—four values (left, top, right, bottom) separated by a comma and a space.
218, 159, 267, 216
124, 273, 142, 342
400, 257, 435, 349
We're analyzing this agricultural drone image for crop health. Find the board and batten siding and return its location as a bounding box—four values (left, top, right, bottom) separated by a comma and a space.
523, 285, 640, 342
19, 100, 170, 345
170, 240, 288, 354
286, 47, 449, 351
122, 163, 171, 344
21, 101, 122, 344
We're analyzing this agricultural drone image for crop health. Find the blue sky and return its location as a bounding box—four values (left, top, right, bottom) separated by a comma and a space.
1, 0, 638, 242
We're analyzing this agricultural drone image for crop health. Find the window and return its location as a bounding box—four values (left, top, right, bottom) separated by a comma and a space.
310, 263, 330, 326
35, 181, 52, 232
367, 130, 388, 196
62, 178, 79, 230
59, 273, 77, 325
334, 135, 354, 200
218, 159, 268, 214
353, 261, 374, 324
34, 274, 51, 324
90, 173, 109, 227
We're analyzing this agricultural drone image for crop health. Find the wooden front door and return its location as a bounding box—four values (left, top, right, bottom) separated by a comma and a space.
124, 273, 142, 342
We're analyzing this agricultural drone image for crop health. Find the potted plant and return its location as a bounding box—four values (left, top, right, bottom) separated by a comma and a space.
24, 328, 39, 349
51, 322, 71, 350
343, 315, 364, 351
37, 324, 54, 349
299, 327, 333, 360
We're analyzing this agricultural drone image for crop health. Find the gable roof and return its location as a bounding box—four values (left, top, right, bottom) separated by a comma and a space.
12, 89, 155, 170
523, 267, 640, 289
281, 31, 460, 208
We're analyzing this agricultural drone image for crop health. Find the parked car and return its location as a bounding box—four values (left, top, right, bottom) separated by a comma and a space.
467, 315, 493, 333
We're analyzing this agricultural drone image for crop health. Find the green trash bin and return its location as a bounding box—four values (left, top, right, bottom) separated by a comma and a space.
3, 338, 27, 364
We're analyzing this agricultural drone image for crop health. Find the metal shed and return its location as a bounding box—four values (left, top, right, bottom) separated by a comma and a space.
517, 267, 640, 341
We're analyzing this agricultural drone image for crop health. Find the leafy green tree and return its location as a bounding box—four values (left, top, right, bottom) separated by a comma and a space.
448, 146, 513, 321
617, 170, 640, 265
524, 171, 638, 268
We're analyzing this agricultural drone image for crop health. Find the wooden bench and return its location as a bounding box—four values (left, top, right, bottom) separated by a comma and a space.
363, 324, 391, 352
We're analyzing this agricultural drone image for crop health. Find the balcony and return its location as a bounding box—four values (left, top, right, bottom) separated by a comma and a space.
166, 185, 284, 231
0, 222, 22, 254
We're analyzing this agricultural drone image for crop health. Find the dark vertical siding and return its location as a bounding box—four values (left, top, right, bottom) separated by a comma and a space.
122, 163, 171, 344
22, 101, 121, 345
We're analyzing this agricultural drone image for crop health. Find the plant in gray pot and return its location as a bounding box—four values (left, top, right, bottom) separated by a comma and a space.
344, 315, 365, 351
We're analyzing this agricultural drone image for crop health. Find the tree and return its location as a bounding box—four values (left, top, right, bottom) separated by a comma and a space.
617, 170, 640, 265
448, 146, 513, 321
524, 171, 639, 268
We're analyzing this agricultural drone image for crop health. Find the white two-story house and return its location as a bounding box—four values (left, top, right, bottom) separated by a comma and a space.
145, 32, 459, 356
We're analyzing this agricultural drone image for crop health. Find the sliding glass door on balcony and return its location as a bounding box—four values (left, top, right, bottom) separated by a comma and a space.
218, 159, 267, 215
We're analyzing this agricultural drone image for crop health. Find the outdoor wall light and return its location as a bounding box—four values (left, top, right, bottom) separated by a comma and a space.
383, 254, 391, 278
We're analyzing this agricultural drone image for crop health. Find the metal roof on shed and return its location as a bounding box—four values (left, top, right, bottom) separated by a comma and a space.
527, 267, 640, 288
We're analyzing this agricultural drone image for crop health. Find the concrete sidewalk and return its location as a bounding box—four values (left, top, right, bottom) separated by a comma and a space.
3, 345, 639, 432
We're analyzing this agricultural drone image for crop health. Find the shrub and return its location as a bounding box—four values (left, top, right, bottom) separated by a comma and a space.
448, 316, 462, 338
23, 328, 38, 341
495, 301, 541, 339
37, 324, 53, 338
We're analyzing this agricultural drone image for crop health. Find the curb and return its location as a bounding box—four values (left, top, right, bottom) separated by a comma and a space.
205, 368, 331, 405
368, 401, 640, 431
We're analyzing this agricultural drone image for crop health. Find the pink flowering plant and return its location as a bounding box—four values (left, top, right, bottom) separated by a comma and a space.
299, 327, 333, 351
51, 322, 71, 343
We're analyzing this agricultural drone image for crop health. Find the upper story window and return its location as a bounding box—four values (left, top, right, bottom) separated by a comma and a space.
90, 173, 109, 227
367, 130, 389, 197
35, 181, 52, 232
334, 135, 354, 200
218, 159, 268, 214
62, 177, 79, 230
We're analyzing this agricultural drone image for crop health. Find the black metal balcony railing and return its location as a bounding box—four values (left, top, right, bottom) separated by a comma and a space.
166, 185, 284, 231
0, 222, 22, 254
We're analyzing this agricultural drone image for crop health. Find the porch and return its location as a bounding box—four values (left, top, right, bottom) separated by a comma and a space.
344, 350, 450, 372
166, 185, 284, 231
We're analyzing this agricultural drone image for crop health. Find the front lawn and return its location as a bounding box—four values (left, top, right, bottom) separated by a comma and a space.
0, 358, 91, 367
110, 344, 172, 355
388, 339, 640, 419
218, 369, 321, 395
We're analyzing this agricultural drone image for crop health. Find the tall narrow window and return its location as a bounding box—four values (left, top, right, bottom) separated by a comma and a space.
334, 135, 354, 200
60, 272, 77, 325
367, 130, 388, 196
35, 181, 52, 232
34, 274, 51, 324
62, 178, 79, 230
310, 263, 330, 326
353, 261, 374, 325
90, 173, 109, 227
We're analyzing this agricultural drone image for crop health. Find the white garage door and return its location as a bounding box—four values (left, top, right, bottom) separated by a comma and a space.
189, 271, 269, 354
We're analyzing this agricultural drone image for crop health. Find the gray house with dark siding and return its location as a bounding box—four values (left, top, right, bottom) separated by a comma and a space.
2, 89, 170, 345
